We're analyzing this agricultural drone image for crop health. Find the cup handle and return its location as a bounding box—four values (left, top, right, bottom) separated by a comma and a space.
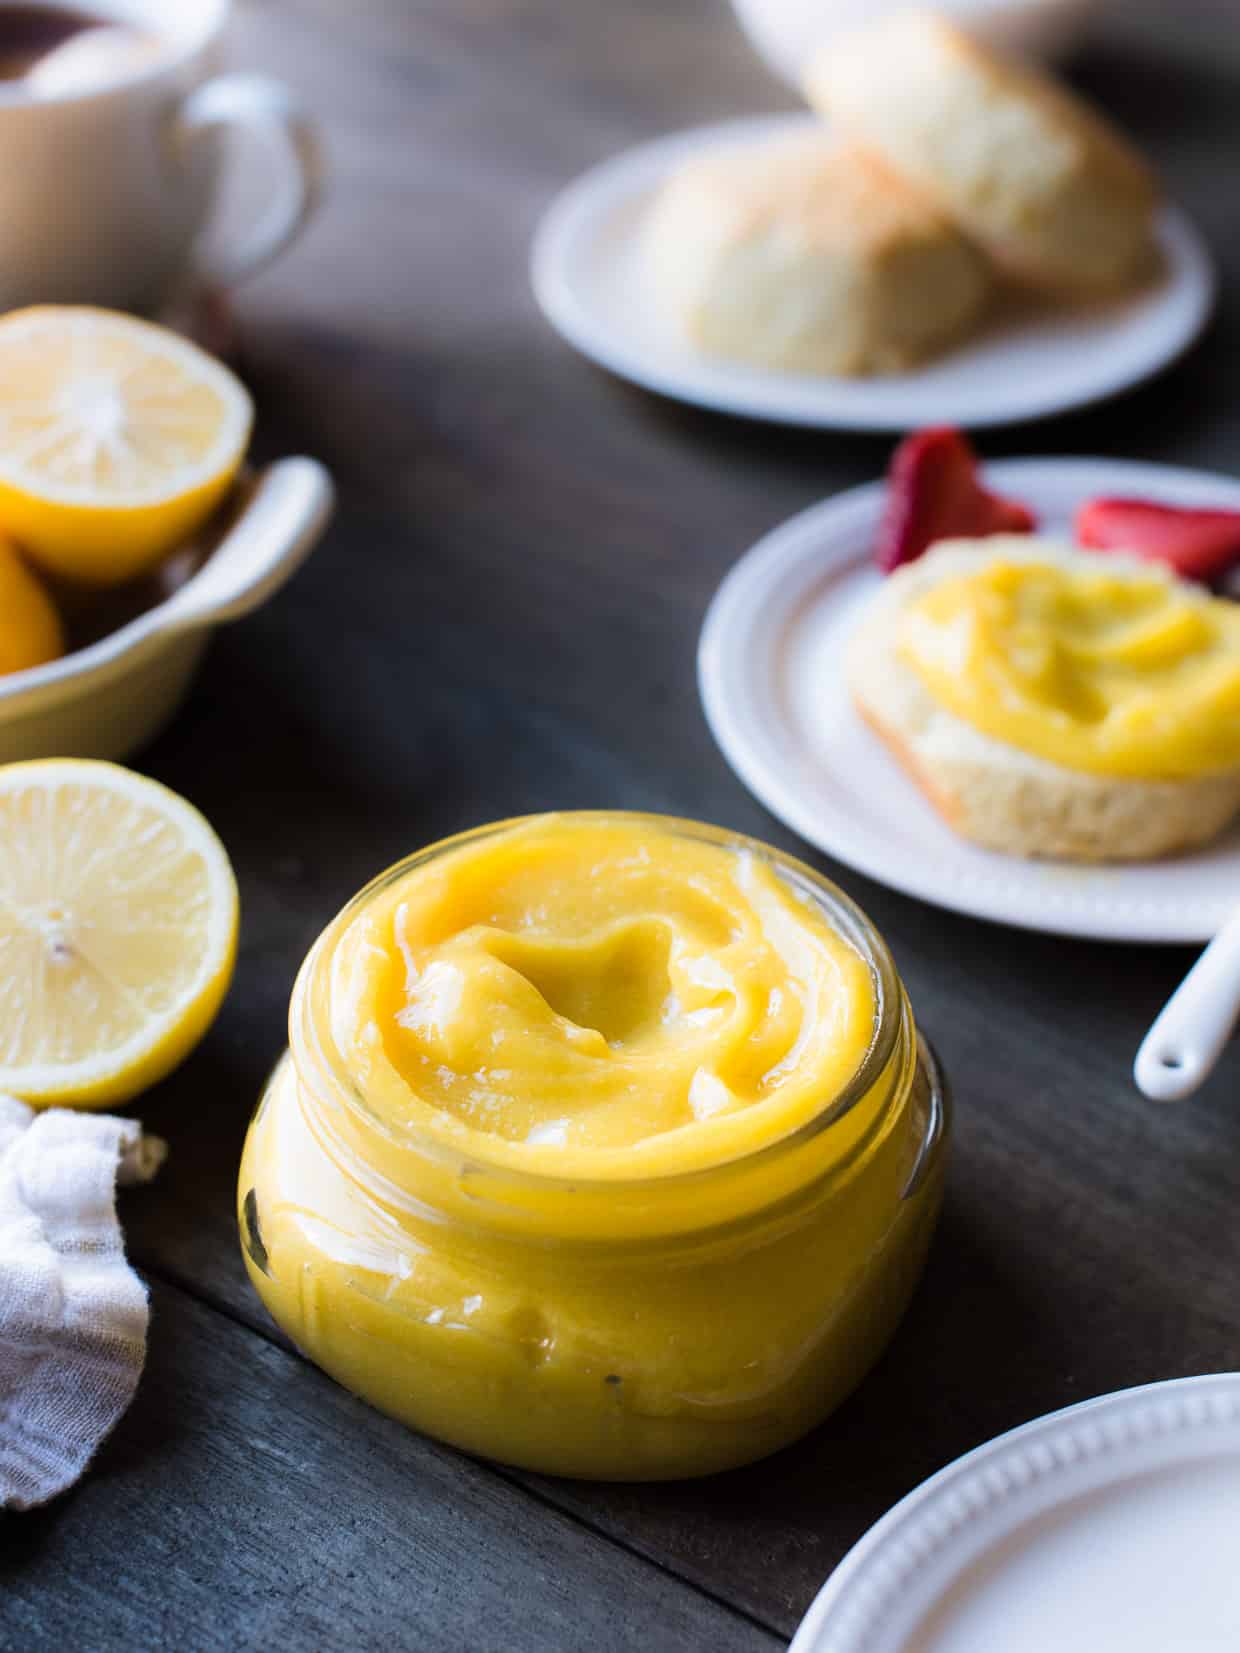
176, 73, 324, 286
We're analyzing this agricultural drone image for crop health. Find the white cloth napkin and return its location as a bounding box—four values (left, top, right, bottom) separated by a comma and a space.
0, 1095, 165, 1511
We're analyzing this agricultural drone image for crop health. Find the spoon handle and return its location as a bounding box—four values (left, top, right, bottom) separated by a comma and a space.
1134, 906, 1240, 1101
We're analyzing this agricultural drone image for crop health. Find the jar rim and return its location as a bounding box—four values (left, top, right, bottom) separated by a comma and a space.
291, 811, 908, 1197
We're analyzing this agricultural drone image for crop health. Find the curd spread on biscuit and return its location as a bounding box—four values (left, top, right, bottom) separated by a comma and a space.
899, 555, 1240, 779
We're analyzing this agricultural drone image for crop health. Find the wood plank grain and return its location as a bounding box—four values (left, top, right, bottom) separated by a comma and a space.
0, 1279, 779, 1653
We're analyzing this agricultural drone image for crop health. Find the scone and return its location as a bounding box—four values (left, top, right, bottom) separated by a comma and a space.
641, 132, 992, 377
848, 538, 1240, 862
806, 11, 1158, 295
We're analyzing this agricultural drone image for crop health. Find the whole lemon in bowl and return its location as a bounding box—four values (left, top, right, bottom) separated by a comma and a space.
0, 306, 253, 585
0, 536, 63, 675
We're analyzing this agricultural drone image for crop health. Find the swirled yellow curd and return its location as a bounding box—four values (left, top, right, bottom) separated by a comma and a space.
239, 815, 949, 1480
899, 548, 1240, 779
330, 815, 876, 1177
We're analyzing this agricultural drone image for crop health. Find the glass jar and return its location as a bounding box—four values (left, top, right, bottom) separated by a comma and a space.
238, 815, 949, 1481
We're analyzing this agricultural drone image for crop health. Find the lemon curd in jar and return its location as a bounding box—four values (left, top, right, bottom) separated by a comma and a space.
238, 813, 949, 1480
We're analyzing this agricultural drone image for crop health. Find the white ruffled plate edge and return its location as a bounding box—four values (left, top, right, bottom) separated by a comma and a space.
789, 1372, 1240, 1653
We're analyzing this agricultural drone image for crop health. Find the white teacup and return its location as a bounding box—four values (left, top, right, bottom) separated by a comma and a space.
0, 0, 323, 313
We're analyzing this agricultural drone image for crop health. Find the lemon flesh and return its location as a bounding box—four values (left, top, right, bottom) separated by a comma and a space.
0, 306, 253, 584
0, 759, 238, 1108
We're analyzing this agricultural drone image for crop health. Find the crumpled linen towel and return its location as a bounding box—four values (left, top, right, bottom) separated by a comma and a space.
0, 1094, 165, 1511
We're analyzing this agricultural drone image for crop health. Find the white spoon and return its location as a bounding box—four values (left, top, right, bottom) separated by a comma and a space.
1134, 905, 1240, 1100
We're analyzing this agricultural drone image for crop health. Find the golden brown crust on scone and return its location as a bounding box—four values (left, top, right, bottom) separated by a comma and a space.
856, 699, 968, 832
642, 131, 992, 376
806, 10, 1158, 295
854, 688, 1240, 861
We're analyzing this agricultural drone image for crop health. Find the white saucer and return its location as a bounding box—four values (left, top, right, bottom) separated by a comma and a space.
790, 1373, 1240, 1653
698, 457, 1240, 942
530, 114, 1214, 432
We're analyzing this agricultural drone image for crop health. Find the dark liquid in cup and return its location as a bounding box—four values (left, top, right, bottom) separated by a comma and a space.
0, 5, 121, 81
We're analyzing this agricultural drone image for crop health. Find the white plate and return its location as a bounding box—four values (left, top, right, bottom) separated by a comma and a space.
790, 1373, 1240, 1653
698, 457, 1240, 942
530, 114, 1215, 432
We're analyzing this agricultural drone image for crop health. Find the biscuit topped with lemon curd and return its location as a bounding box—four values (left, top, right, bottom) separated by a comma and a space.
849, 539, 1240, 861
642, 130, 992, 377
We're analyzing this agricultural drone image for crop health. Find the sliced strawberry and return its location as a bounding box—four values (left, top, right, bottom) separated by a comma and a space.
1075, 498, 1240, 584
875, 426, 1037, 574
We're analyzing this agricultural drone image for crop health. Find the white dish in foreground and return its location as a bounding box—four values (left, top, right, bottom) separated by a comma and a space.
0, 457, 334, 764
790, 1372, 1240, 1653
531, 114, 1214, 432
698, 457, 1240, 943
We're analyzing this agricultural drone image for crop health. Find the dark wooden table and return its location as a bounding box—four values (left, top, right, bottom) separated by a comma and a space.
5, 1, 1240, 1647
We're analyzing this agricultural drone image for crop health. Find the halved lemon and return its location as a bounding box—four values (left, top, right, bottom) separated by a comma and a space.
0, 306, 253, 585
0, 759, 239, 1109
